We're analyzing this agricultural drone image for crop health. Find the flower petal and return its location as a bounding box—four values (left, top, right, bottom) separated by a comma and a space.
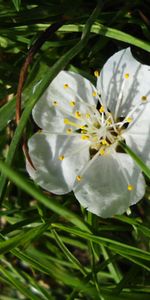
123, 102, 150, 167
97, 48, 150, 118
27, 132, 90, 194
73, 153, 145, 218
33, 71, 98, 131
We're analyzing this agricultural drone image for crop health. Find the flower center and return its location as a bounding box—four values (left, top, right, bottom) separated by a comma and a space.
54, 78, 148, 159
63, 101, 127, 158
78, 104, 125, 157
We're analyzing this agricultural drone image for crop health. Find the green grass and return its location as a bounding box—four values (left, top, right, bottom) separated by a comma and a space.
0, 0, 150, 299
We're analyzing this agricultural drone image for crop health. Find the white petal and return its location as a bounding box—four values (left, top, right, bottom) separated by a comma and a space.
27, 132, 90, 194
123, 102, 150, 167
73, 153, 145, 218
97, 48, 150, 118
33, 71, 98, 131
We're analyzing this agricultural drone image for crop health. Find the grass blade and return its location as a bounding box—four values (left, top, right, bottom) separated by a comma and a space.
120, 141, 150, 179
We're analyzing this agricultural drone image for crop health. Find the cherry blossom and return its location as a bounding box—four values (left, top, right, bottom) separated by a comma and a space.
27, 48, 150, 218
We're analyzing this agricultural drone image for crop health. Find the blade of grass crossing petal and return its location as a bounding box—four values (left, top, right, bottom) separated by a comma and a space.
120, 141, 150, 179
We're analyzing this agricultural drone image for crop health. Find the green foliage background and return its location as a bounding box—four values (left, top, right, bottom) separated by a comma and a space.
0, 0, 150, 299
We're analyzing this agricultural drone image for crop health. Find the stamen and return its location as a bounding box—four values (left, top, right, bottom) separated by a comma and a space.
64, 83, 69, 89
66, 128, 72, 134
64, 118, 85, 129
94, 70, 100, 78
119, 98, 146, 130
53, 101, 58, 106
128, 184, 134, 191
69, 101, 76, 106
86, 113, 91, 119
106, 115, 112, 125
124, 73, 129, 79
92, 91, 97, 97
58, 155, 64, 160
75, 111, 82, 118
101, 139, 109, 145
125, 117, 133, 123
99, 106, 105, 113
81, 129, 87, 134
141, 96, 147, 101
81, 135, 90, 140
76, 175, 82, 181
99, 148, 105, 156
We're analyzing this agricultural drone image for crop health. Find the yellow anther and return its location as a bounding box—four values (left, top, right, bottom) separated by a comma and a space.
64, 118, 70, 124
64, 83, 69, 89
64, 118, 77, 127
76, 175, 82, 182
125, 117, 133, 123
66, 128, 72, 134
86, 113, 91, 119
99, 106, 105, 113
141, 95, 147, 101
64, 118, 85, 129
58, 155, 64, 161
81, 129, 87, 134
101, 139, 109, 145
92, 91, 97, 97
69, 101, 76, 107
128, 184, 134, 191
99, 148, 105, 156
94, 70, 100, 77
124, 73, 129, 79
106, 119, 112, 125
75, 111, 82, 119
53, 101, 58, 106
81, 135, 90, 140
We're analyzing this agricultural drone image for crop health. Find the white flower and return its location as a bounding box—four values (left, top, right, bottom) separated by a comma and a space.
26, 48, 150, 218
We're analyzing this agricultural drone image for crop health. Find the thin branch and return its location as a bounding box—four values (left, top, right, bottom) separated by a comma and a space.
15, 20, 66, 169
16, 20, 65, 124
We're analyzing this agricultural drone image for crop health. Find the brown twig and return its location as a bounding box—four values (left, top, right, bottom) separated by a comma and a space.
138, 9, 150, 26
15, 19, 66, 168
16, 20, 65, 124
